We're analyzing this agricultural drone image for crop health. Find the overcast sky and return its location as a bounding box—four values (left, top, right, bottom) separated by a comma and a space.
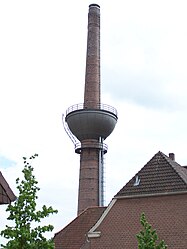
1, 0, 187, 242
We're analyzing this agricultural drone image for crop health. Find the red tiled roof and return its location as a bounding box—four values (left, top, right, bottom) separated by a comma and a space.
54, 206, 106, 249
115, 151, 187, 198
0, 171, 16, 204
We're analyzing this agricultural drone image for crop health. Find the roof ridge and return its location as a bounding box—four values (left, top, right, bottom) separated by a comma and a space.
160, 152, 187, 185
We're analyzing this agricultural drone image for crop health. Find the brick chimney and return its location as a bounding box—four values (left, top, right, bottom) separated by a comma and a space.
64, 4, 118, 215
84, 4, 100, 109
169, 153, 175, 161
78, 4, 101, 214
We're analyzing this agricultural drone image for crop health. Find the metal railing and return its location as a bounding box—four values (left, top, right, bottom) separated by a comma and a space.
75, 141, 108, 154
66, 103, 118, 117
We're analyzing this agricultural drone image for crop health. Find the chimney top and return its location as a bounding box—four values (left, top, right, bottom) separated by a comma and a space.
169, 153, 175, 161
89, 3, 100, 8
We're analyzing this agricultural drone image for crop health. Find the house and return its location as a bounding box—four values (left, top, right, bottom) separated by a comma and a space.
0, 171, 16, 205
54, 151, 187, 248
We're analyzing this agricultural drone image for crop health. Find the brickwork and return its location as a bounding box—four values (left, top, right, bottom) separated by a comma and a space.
78, 4, 101, 214
84, 4, 100, 109
78, 146, 99, 214
88, 194, 187, 248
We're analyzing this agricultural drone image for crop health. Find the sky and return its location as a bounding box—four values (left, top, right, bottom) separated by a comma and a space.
1, 0, 187, 243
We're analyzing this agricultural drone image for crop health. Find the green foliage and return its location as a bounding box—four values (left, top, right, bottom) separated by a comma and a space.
136, 213, 167, 249
1, 154, 58, 249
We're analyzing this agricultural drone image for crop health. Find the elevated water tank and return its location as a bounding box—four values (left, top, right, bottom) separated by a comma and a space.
65, 103, 118, 141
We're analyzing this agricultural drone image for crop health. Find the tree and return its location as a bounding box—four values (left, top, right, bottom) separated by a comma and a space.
1, 154, 58, 249
136, 213, 167, 249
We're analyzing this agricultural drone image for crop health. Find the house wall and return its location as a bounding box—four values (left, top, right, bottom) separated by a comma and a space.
88, 194, 187, 248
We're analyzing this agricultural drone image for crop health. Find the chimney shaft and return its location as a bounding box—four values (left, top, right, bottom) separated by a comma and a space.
84, 4, 100, 109
77, 4, 101, 215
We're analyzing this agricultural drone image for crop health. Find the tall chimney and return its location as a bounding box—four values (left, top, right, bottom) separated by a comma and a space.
84, 4, 100, 109
64, 4, 118, 215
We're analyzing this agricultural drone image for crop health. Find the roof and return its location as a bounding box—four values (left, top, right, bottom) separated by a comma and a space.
54, 206, 106, 249
115, 151, 187, 198
0, 171, 16, 204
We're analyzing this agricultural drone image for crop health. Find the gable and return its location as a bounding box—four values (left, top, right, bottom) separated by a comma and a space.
115, 151, 187, 198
